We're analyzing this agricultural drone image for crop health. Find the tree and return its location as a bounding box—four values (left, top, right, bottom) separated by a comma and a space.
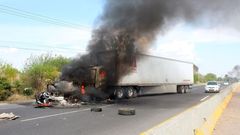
22, 54, 70, 92
0, 63, 19, 84
0, 62, 19, 99
194, 73, 206, 83
194, 73, 198, 83
204, 73, 217, 82
217, 77, 223, 81
0, 77, 12, 101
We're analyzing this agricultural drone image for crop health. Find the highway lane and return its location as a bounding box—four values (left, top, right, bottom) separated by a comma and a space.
0, 85, 227, 135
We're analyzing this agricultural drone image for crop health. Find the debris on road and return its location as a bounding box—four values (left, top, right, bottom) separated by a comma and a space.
81, 102, 88, 105
90, 107, 102, 112
0, 112, 20, 120
35, 103, 53, 108
35, 91, 81, 108
118, 108, 135, 116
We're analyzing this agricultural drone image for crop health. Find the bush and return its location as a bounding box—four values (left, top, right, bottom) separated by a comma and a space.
0, 90, 12, 101
0, 78, 13, 101
0, 78, 11, 90
23, 88, 34, 96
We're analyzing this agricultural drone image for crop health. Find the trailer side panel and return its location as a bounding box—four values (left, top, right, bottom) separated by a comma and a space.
117, 54, 194, 86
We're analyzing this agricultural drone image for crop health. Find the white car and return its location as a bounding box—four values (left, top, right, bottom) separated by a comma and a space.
223, 82, 229, 86
205, 81, 220, 93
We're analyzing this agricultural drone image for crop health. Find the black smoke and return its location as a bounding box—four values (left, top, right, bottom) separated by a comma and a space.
61, 0, 240, 85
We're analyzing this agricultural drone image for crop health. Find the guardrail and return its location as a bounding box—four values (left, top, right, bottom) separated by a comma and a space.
141, 83, 239, 135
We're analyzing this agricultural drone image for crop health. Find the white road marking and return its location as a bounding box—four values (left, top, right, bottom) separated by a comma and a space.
21, 104, 112, 122
200, 96, 210, 102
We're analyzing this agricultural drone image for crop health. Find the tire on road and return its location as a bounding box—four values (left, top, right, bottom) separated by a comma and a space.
118, 108, 136, 116
90, 107, 102, 112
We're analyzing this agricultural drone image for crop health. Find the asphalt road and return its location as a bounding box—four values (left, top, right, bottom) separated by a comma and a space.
0, 85, 226, 135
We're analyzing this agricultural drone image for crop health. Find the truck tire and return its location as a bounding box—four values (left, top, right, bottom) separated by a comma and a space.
115, 88, 125, 99
133, 88, 138, 98
125, 87, 136, 98
177, 86, 184, 94
118, 108, 136, 115
137, 87, 143, 96
184, 86, 189, 93
91, 107, 102, 112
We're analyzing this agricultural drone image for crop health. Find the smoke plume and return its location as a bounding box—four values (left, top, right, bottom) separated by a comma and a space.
61, 0, 240, 85
228, 65, 240, 79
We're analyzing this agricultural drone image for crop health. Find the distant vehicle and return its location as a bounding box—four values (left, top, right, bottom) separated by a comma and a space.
205, 81, 220, 93
223, 82, 229, 86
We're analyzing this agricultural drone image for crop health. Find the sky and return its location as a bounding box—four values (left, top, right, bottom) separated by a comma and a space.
0, 0, 239, 77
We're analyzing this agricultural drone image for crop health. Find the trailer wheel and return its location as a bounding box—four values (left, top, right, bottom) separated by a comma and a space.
133, 88, 138, 98
125, 87, 136, 98
177, 86, 180, 93
184, 86, 189, 93
177, 86, 184, 94
118, 108, 136, 116
115, 88, 125, 99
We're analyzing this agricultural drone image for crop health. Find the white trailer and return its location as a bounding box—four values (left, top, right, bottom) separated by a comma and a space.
113, 53, 194, 98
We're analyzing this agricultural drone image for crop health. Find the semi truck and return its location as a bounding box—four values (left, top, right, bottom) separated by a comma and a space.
41, 52, 194, 103
77, 52, 194, 101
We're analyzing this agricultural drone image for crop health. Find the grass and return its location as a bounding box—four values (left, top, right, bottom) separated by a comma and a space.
0, 94, 34, 103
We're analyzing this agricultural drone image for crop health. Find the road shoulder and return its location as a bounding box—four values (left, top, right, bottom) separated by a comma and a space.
213, 86, 240, 135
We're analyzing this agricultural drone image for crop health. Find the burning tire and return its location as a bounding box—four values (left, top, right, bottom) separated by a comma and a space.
118, 108, 136, 115
91, 107, 102, 112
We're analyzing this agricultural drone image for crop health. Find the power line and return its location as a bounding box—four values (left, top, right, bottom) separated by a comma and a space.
0, 45, 87, 53
0, 45, 43, 51
0, 4, 89, 28
0, 40, 87, 52
0, 4, 92, 31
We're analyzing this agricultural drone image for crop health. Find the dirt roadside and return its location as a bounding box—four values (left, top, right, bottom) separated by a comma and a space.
213, 86, 240, 135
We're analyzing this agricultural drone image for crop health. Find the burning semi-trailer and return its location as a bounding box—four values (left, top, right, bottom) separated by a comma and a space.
36, 50, 194, 105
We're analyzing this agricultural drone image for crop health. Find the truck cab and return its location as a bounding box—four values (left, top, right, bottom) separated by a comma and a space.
80, 66, 108, 102
90, 66, 106, 88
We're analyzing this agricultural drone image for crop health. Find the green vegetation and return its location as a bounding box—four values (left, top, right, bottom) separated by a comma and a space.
194, 72, 231, 84
0, 54, 70, 101
194, 73, 205, 83
204, 73, 217, 82
0, 63, 19, 100
0, 78, 12, 100
22, 54, 70, 92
